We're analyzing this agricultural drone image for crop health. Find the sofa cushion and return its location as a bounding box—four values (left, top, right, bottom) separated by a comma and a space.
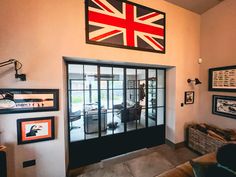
217, 143, 236, 172
156, 152, 216, 177
190, 161, 216, 177
157, 168, 192, 177
190, 160, 236, 177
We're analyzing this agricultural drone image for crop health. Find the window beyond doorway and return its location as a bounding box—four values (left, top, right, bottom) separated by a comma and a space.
67, 63, 165, 142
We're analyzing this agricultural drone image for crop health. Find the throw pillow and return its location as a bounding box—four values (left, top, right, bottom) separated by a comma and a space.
190, 160, 216, 177
190, 160, 236, 177
217, 143, 236, 172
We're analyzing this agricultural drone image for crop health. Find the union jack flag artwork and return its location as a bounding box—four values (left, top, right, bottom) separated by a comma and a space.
85, 0, 166, 53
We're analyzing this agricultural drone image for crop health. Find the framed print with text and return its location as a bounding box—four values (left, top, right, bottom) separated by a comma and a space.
209, 65, 236, 92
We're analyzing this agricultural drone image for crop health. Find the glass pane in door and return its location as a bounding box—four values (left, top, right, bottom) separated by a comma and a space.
84, 65, 99, 140
113, 68, 124, 134
126, 69, 137, 132
137, 69, 146, 129
100, 67, 111, 136
157, 89, 165, 107
157, 69, 165, 88
148, 69, 157, 127
157, 107, 164, 125
68, 64, 85, 142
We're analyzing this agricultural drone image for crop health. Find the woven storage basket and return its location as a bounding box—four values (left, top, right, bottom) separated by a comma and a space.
188, 126, 226, 154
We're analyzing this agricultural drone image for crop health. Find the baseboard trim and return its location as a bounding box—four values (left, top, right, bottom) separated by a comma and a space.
165, 139, 186, 149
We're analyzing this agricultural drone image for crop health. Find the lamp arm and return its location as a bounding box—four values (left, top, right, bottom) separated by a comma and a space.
0, 59, 16, 68
0, 59, 26, 81
14, 61, 19, 76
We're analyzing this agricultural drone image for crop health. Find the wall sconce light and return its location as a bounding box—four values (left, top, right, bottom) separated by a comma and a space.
0, 91, 16, 109
187, 78, 202, 85
0, 59, 26, 81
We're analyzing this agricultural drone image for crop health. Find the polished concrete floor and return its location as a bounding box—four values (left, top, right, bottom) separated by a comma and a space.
69, 144, 198, 177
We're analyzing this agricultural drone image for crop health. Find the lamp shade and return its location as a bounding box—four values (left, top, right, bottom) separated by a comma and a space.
195, 78, 202, 85
187, 78, 202, 85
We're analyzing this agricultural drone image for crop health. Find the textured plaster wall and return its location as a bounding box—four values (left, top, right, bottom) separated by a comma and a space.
0, 0, 200, 176
199, 0, 236, 129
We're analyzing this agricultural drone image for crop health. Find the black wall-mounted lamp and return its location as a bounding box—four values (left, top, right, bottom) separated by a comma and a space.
0, 91, 16, 109
0, 59, 26, 81
187, 78, 202, 85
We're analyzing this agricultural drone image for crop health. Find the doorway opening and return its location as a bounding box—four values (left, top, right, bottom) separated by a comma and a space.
66, 61, 166, 169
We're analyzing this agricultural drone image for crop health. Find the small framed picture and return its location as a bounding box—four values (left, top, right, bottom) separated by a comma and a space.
17, 117, 55, 144
212, 95, 236, 119
0, 89, 59, 114
185, 91, 194, 104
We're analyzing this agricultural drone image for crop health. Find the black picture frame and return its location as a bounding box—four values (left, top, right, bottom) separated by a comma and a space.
212, 95, 236, 119
85, 0, 166, 53
184, 91, 194, 104
0, 89, 59, 114
17, 117, 55, 145
209, 65, 236, 92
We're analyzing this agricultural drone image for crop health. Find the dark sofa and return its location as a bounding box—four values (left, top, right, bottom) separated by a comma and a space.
120, 103, 142, 123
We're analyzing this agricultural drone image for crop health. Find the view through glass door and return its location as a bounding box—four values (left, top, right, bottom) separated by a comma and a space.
67, 62, 166, 168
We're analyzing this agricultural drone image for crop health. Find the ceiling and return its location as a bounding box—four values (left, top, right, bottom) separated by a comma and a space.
164, 0, 224, 14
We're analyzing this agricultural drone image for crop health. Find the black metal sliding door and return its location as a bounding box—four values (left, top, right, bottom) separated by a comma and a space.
67, 61, 166, 169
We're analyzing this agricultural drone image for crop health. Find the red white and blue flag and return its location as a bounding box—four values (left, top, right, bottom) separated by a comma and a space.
86, 0, 166, 53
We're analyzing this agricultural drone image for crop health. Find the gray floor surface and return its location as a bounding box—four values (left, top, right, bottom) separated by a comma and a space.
69, 144, 198, 177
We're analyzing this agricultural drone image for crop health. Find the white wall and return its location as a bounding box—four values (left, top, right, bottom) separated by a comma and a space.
0, 0, 200, 176
199, 0, 236, 129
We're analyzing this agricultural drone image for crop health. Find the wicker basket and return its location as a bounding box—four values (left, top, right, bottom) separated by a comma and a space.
188, 126, 226, 154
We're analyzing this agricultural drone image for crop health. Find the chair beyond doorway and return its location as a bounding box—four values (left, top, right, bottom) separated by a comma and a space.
70, 110, 81, 130
120, 103, 142, 123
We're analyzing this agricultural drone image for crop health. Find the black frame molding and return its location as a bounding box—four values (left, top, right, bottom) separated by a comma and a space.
209, 65, 236, 92
66, 60, 166, 168
212, 95, 236, 119
17, 116, 55, 145
85, 0, 166, 54
0, 89, 59, 114
66, 61, 166, 141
